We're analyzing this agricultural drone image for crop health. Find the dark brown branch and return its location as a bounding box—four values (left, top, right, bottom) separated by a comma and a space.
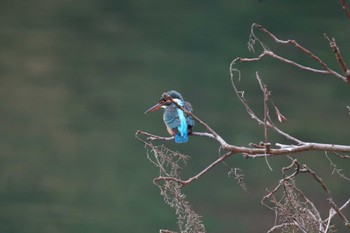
325, 35, 350, 82
340, 0, 350, 19
233, 23, 349, 83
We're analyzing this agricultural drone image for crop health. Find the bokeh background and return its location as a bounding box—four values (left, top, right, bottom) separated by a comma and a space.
1, 1, 349, 232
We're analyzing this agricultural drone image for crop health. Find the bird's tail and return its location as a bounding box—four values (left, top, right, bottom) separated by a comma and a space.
175, 132, 188, 143
175, 109, 188, 143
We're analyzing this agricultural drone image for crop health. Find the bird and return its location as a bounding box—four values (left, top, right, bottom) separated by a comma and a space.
145, 90, 194, 143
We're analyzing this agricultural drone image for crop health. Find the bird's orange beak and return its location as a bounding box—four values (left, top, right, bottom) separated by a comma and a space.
144, 103, 163, 114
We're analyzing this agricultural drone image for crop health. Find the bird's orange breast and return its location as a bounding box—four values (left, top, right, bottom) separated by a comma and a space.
166, 126, 174, 136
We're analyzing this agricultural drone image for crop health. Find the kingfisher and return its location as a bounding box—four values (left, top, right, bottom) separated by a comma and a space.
145, 90, 195, 143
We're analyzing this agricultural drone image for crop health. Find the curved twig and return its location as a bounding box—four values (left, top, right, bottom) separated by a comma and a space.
233, 23, 349, 83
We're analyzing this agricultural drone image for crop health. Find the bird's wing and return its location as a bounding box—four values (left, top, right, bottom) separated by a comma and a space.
163, 106, 181, 130
184, 101, 195, 127
164, 105, 189, 143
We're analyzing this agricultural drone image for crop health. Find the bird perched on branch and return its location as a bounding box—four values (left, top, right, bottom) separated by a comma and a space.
145, 90, 194, 143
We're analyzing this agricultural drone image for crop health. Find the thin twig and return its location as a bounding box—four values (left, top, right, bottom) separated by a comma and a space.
340, 0, 350, 19
267, 223, 299, 233
232, 23, 349, 83
325, 152, 350, 182
324, 34, 350, 82
325, 198, 350, 231
138, 22, 350, 233
153, 151, 233, 187
301, 164, 350, 228
229, 65, 305, 145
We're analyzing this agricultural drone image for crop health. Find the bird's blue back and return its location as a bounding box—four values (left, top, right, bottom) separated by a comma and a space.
163, 101, 188, 143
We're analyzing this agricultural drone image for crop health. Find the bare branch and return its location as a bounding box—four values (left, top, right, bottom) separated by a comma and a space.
300, 164, 350, 228
227, 167, 248, 192
263, 158, 350, 232
136, 130, 174, 142
138, 22, 350, 233
138, 66, 350, 163
325, 152, 350, 182
340, 0, 350, 19
338, 153, 350, 159
232, 23, 349, 83
325, 198, 350, 232
153, 151, 233, 187
229, 67, 304, 145
137, 130, 350, 159
256, 72, 270, 145
324, 35, 350, 82
160, 93, 229, 147
267, 223, 299, 233
136, 136, 206, 233
160, 230, 178, 233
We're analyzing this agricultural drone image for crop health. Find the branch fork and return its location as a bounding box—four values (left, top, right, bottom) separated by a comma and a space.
136, 23, 350, 232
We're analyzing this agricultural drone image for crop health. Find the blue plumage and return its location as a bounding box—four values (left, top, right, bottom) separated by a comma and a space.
145, 90, 194, 144
174, 103, 188, 143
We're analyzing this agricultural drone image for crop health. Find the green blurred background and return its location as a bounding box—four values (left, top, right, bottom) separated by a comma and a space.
1, 1, 349, 232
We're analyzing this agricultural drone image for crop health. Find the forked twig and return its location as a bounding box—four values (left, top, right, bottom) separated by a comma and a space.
324, 34, 350, 82
137, 63, 350, 158
232, 23, 349, 83
137, 22, 350, 232
264, 159, 350, 232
